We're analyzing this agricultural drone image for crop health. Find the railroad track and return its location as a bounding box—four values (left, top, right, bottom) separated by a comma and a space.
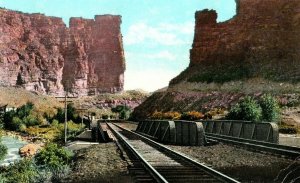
205, 133, 300, 159
107, 123, 240, 183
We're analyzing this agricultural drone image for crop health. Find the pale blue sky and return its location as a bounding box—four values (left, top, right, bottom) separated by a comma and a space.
0, 0, 237, 91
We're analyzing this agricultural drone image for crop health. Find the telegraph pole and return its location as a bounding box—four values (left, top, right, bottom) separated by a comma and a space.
55, 83, 77, 144
64, 90, 68, 144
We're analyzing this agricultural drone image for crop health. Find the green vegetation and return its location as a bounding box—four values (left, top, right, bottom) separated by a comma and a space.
35, 143, 73, 169
226, 96, 262, 122
25, 120, 84, 142
0, 102, 84, 142
226, 95, 280, 122
259, 94, 280, 122
53, 103, 81, 124
112, 105, 131, 120
0, 159, 38, 183
0, 137, 7, 161
3, 102, 40, 131
0, 144, 73, 183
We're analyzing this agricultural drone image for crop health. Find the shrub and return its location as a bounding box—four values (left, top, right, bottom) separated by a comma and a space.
23, 114, 39, 127
0, 174, 7, 183
102, 114, 109, 119
19, 123, 27, 132
151, 111, 163, 120
35, 143, 73, 169
11, 116, 23, 131
180, 111, 204, 121
16, 102, 34, 119
25, 126, 61, 141
54, 104, 81, 124
67, 120, 84, 138
163, 111, 181, 120
0, 143, 7, 161
259, 94, 280, 122
226, 96, 262, 122
51, 119, 59, 127
2, 158, 38, 183
112, 105, 131, 120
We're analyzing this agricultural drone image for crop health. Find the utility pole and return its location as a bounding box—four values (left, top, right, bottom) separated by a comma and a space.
64, 91, 67, 144
55, 86, 77, 144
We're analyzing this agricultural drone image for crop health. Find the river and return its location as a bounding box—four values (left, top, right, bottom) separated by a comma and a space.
0, 136, 27, 166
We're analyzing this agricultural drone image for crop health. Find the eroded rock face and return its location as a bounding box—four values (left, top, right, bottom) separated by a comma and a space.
171, 0, 300, 85
0, 8, 125, 96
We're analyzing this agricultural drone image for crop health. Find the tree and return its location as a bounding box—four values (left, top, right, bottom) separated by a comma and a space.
112, 105, 131, 120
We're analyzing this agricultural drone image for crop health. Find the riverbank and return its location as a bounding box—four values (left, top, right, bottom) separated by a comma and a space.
1, 130, 33, 143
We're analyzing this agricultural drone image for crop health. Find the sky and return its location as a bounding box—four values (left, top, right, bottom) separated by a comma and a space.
0, 0, 237, 92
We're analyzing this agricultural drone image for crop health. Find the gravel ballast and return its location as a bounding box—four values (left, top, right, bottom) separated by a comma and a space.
168, 144, 293, 182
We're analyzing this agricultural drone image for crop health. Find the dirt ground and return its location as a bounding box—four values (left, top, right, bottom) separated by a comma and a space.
63, 143, 133, 183
168, 144, 293, 183
282, 107, 300, 130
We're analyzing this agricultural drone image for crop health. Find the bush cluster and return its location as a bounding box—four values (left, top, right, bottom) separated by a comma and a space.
226, 94, 280, 122
52, 104, 82, 124
35, 143, 73, 169
112, 105, 131, 120
150, 111, 208, 121
0, 143, 73, 182
151, 111, 181, 120
0, 158, 38, 183
180, 111, 204, 121
3, 102, 40, 131
226, 96, 262, 122
259, 94, 280, 122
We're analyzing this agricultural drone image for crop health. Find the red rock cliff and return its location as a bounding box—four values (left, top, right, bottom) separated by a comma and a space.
171, 0, 300, 85
0, 8, 125, 96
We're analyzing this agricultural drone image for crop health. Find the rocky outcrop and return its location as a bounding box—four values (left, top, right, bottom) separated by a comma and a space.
0, 8, 125, 96
171, 0, 300, 85
132, 0, 300, 120
19, 143, 42, 157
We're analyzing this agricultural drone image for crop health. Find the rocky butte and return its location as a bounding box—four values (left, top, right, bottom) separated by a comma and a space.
0, 8, 125, 96
171, 0, 300, 85
132, 0, 300, 120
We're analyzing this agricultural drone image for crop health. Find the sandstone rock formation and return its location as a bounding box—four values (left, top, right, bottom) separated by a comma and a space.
132, 0, 300, 120
171, 0, 300, 85
0, 8, 125, 96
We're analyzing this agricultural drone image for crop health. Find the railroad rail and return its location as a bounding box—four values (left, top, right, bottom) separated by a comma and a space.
205, 133, 300, 159
107, 123, 240, 183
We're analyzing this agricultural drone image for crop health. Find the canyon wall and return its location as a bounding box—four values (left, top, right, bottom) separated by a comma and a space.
0, 8, 125, 96
171, 0, 300, 85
